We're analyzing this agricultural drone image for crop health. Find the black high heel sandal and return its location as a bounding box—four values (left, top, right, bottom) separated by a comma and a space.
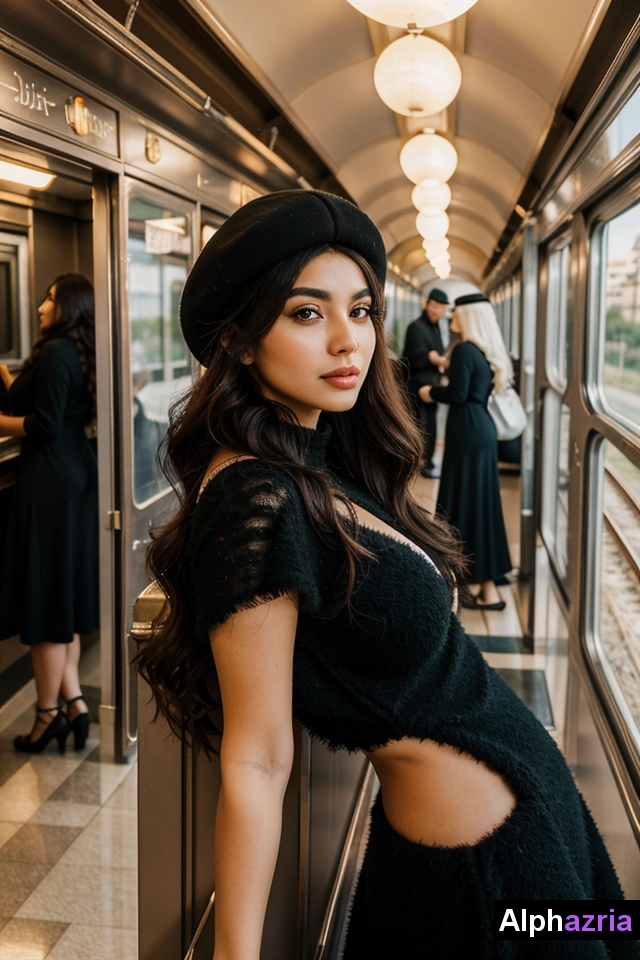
66, 695, 91, 751
14, 705, 70, 754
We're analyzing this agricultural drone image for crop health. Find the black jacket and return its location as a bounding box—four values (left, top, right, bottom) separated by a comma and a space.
402, 312, 444, 392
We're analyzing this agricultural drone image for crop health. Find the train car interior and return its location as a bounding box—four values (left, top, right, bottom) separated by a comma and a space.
0, 0, 638, 958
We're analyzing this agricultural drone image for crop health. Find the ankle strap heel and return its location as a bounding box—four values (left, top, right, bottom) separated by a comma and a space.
14, 705, 70, 755
66, 695, 91, 751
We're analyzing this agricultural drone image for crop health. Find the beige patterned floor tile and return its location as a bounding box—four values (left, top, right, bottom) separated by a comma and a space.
0, 862, 49, 916
0, 822, 21, 849
103, 765, 137, 812
16, 861, 137, 927
46, 922, 137, 960
59, 808, 137, 871
0, 918, 68, 959
29, 802, 100, 828
0, 824, 81, 864
0, 757, 82, 823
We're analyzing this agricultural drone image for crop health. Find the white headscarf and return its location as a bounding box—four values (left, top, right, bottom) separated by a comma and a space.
454, 301, 513, 394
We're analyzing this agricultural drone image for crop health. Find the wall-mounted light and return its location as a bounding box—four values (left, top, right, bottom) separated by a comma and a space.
345, 0, 479, 28
400, 132, 457, 186
416, 210, 449, 241
374, 33, 461, 117
0, 159, 56, 190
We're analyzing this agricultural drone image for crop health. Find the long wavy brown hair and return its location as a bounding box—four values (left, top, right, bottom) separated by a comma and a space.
136, 244, 466, 752
22, 274, 96, 409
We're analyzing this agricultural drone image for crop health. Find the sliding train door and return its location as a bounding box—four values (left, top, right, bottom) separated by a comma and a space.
115, 178, 196, 761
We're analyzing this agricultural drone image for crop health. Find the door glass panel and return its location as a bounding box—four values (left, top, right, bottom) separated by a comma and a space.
595, 441, 640, 739
542, 390, 570, 578
545, 245, 570, 390
128, 195, 192, 505
598, 201, 640, 434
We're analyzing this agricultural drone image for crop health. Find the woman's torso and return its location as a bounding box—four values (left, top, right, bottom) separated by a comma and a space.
198, 449, 517, 845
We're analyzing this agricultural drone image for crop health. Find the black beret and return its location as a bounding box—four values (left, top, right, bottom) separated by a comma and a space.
180, 190, 387, 365
454, 293, 490, 306
426, 287, 449, 304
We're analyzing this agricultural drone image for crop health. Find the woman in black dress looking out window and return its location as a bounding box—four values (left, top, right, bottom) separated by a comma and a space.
136, 192, 628, 960
0, 275, 98, 753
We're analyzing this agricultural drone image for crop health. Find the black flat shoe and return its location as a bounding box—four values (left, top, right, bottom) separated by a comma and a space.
14, 706, 70, 754
66, 695, 90, 751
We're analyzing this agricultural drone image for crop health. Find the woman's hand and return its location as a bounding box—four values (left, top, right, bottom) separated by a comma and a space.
419, 384, 434, 403
0, 413, 26, 438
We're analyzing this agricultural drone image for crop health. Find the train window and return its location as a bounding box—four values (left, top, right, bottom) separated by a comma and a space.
0, 231, 29, 364
593, 201, 640, 435
128, 195, 193, 505
541, 391, 571, 579
545, 245, 570, 390
591, 440, 640, 743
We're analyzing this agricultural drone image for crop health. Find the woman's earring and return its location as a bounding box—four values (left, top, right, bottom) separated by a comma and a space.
240, 352, 253, 365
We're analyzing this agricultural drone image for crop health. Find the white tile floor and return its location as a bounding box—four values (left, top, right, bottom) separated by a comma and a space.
0, 643, 137, 960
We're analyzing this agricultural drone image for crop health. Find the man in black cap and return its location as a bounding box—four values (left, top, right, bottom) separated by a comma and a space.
402, 288, 449, 478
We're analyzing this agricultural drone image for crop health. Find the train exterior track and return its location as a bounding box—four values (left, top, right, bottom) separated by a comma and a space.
599, 465, 640, 728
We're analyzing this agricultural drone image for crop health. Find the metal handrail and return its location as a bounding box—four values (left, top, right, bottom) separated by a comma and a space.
183, 890, 216, 960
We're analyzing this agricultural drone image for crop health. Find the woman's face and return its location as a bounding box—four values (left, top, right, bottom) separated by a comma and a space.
38, 285, 58, 330
245, 251, 377, 428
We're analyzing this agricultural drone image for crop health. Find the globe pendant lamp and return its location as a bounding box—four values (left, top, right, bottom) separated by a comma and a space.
345, 0, 480, 29
416, 210, 449, 242
436, 265, 452, 278
430, 253, 450, 268
412, 181, 451, 215
400, 132, 457, 186
374, 34, 461, 118
423, 237, 449, 257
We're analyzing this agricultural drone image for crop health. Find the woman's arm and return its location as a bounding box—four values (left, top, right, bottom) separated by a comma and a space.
0, 365, 13, 392
0, 413, 26, 437
428, 345, 472, 405
210, 593, 298, 960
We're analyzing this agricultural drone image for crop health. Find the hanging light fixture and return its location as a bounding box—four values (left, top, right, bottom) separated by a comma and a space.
416, 210, 449, 242
430, 253, 450, 268
436, 264, 452, 278
345, 0, 479, 29
373, 34, 461, 118
423, 237, 450, 256
412, 181, 451, 215
400, 132, 457, 186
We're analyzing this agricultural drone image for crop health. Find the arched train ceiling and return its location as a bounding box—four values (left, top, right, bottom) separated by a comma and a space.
186, 0, 608, 286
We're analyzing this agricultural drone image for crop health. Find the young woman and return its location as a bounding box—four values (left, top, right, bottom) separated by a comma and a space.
0, 274, 97, 753
137, 191, 627, 960
420, 294, 513, 609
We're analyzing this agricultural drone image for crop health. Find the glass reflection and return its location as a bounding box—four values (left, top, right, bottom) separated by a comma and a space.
600, 202, 640, 433
128, 196, 192, 504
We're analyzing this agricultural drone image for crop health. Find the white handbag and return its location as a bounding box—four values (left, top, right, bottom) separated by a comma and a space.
488, 385, 527, 441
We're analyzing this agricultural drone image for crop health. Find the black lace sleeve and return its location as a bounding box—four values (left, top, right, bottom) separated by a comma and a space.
188, 461, 324, 641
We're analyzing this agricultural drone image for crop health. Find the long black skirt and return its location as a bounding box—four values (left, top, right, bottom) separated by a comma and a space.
343, 792, 634, 960
436, 401, 512, 583
0, 424, 99, 645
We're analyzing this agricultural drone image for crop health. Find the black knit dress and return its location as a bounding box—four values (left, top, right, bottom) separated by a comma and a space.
431, 340, 512, 583
0, 338, 99, 645
185, 423, 629, 960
